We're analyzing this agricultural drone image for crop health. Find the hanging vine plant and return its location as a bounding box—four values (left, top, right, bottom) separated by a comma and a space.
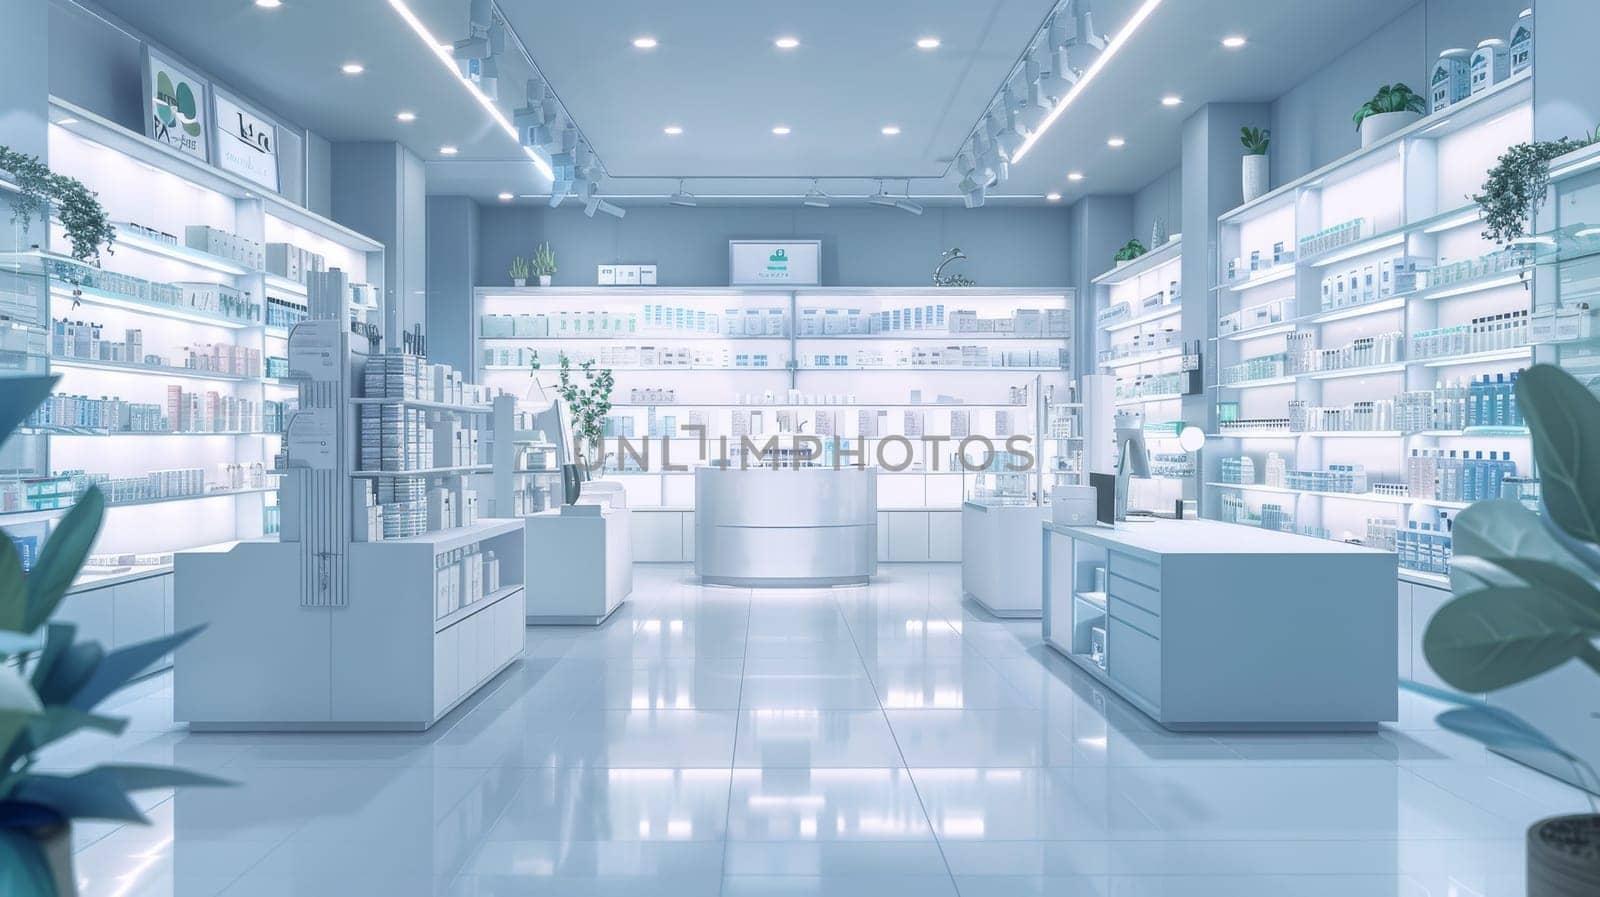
0, 144, 116, 264
1473, 130, 1599, 245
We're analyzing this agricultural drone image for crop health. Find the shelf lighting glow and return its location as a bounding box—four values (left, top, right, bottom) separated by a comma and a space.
385, 0, 555, 180
1310, 295, 1405, 323
1011, 0, 1165, 164
1421, 273, 1522, 300
1421, 209, 1481, 233
1420, 346, 1531, 367
1221, 321, 1296, 340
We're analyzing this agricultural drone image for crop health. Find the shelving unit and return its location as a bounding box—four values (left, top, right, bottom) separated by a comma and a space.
473, 286, 1073, 563
1205, 73, 1535, 586
1090, 238, 1191, 515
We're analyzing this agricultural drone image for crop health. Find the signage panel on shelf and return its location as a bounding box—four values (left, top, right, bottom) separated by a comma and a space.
212, 88, 281, 192
142, 47, 210, 161
729, 240, 821, 286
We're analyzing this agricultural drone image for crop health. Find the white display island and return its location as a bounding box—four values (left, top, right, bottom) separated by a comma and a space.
523, 505, 633, 624
695, 466, 877, 586
173, 518, 526, 732
1042, 518, 1396, 731
961, 500, 1050, 618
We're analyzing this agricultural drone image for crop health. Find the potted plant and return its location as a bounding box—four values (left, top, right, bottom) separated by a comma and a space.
1113, 238, 1146, 268
1411, 363, 1600, 894
554, 352, 614, 480
0, 375, 226, 896
532, 242, 556, 287
508, 255, 529, 288
1240, 126, 1270, 203
526, 349, 545, 401
0, 145, 116, 266
1353, 83, 1426, 147
1474, 130, 1600, 245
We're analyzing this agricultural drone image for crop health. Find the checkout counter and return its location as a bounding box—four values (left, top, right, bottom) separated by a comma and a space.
695, 466, 877, 586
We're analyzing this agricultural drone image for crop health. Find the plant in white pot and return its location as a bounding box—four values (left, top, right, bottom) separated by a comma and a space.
532, 242, 556, 287
1240, 127, 1270, 204
1409, 363, 1600, 895
1112, 238, 1146, 269
554, 352, 614, 478
509, 255, 529, 288
1353, 83, 1426, 147
0, 375, 227, 896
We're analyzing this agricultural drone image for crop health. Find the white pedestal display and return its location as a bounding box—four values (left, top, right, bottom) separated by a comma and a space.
961, 501, 1050, 618
523, 505, 633, 625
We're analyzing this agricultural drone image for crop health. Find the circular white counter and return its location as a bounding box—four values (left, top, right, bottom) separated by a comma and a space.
694, 467, 878, 586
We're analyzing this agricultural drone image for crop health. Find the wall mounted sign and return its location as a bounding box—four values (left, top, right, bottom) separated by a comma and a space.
729, 240, 821, 286
212, 88, 281, 191
142, 47, 209, 162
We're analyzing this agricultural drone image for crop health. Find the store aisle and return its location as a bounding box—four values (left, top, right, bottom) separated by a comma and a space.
49, 564, 1589, 897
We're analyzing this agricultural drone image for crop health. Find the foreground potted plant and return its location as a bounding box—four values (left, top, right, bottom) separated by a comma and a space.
509, 255, 529, 288
1113, 238, 1146, 268
0, 375, 226, 896
532, 242, 556, 287
0, 145, 116, 265
1240, 127, 1270, 203
1353, 83, 1425, 147
1411, 363, 1600, 895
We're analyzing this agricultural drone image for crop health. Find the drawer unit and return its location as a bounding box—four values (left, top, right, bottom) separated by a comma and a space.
1108, 616, 1162, 710
1109, 595, 1161, 640
1107, 572, 1160, 618
1108, 550, 1160, 589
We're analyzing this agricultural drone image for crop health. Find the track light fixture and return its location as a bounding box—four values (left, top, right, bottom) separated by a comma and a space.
669, 179, 697, 207
802, 179, 831, 208
894, 184, 923, 216
514, 80, 553, 148
868, 179, 898, 208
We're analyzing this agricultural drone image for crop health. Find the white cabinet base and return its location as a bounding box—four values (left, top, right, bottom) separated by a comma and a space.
524, 507, 633, 624
962, 502, 1048, 618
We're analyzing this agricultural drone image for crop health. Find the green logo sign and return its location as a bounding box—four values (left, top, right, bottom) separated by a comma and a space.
155, 71, 203, 140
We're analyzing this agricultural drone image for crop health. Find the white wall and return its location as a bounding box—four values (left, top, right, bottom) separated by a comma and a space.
1270, 0, 1530, 185
1132, 165, 1181, 248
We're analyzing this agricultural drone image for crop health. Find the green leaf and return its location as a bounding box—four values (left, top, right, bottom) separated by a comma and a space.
24, 486, 104, 632
69, 626, 203, 711
1423, 586, 1600, 692
0, 536, 23, 633
0, 666, 43, 762
11, 769, 147, 823
1518, 364, 1600, 544
0, 831, 55, 897
1400, 679, 1574, 759
32, 639, 102, 708
0, 375, 56, 446
89, 763, 230, 792
23, 706, 128, 755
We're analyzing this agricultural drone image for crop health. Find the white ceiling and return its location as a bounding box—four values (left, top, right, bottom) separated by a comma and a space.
94, 0, 1413, 205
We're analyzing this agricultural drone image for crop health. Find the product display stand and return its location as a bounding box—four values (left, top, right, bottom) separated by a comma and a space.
961, 500, 1050, 618
175, 272, 526, 732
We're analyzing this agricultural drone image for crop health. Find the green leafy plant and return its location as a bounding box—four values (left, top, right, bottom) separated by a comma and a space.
554, 353, 614, 472
0, 146, 115, 265
508, 256, 530, 281
1474, 131, 1600, 245
532, 242, 557, 278
1415, 363, 1600, 798
1113, 238, 1147, 264
1352, 83, 1426, 130
0, 375, 226, 894
1239, 126, 1270, 156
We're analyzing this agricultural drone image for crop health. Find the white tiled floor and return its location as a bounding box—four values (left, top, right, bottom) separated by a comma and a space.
50, 564, 1593, 896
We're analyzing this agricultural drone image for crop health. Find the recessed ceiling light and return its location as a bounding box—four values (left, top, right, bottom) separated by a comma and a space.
1107, 136, 1126, 148
55, 117, 78, 126
772, 125, 792, 135
396, 111, 417, 122
632, 36, 658, 49
1161, 95, 1182, 106
916, 37, 941, 49
1222, 35, 1247, 48
497, 192, 513, 201
881, 125, 901, 136
1067, 171, 1084, 181
774, 36, 800, 49
439, 145, 458, 155
1046, 192, 1062, 202
255, 0, 282, 7
341, 62, 365, 75
663, 125, 683, 135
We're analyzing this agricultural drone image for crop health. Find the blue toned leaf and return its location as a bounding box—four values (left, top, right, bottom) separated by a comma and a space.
0, 830, 55, 897
25, 486, 104, 632
0, 375, 56, 445
69, 626, 203, 711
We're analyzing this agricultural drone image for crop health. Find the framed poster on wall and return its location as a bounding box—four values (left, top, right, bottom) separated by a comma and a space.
729, 240, 821, 286
142, 47, 209, 162
212, 88, 281, 192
